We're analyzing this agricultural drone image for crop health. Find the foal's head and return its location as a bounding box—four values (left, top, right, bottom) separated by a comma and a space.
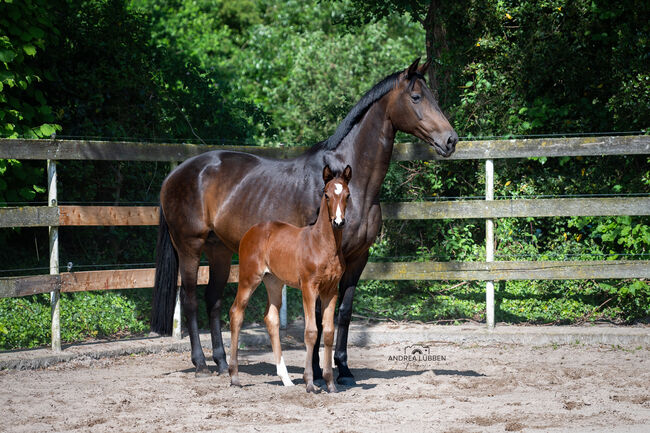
322, 165, 352, 230
387, 58, 458, 157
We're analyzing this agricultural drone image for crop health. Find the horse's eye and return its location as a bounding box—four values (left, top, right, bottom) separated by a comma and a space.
325, 194, 330, 201
411, 93, 421, 103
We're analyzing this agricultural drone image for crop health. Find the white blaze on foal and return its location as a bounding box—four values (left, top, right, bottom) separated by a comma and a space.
334, 182, 344, 224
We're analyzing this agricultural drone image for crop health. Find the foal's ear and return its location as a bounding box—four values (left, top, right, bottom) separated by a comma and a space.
323, 165, 334, 184
406, 57, 421, 79
417, 57, 432, 77
342, 165, 352, 183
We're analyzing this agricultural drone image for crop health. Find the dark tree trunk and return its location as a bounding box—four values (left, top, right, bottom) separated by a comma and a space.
422, 0, 448, 103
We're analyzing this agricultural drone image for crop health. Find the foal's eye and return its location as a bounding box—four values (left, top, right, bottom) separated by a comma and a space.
411, 93, 421, 103
325, 194, 330, 201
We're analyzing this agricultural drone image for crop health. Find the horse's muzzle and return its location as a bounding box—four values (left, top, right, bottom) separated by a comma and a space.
428, 130, 458, 157
332, 219, 345, 229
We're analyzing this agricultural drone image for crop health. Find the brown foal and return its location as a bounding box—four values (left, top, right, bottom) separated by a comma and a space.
229, 165, 351, 393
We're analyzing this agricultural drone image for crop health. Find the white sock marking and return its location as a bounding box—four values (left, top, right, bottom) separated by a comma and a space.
277, 356, 294, 386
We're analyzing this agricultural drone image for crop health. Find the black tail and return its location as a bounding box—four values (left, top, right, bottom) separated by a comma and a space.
151, 209, 179, 335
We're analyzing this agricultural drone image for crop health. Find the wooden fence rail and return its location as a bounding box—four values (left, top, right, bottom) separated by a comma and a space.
1, 135, 649, 161
2, 197, 650, 228
0, 135, 648, 345
3, 259, 649, 299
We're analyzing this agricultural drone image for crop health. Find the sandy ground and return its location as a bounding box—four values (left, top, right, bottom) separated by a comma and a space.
1, 340, 649, 433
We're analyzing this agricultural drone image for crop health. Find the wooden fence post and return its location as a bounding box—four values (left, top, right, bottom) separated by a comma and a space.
168, 161, 183, 340
485, 159, 495, 330
48, 159, 61, 351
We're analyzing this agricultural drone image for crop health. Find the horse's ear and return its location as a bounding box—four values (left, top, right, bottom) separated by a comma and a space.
406, 57, 421, 78
323, 165, 334, 184
418, 57, 432, 76
343, 165, 352, 183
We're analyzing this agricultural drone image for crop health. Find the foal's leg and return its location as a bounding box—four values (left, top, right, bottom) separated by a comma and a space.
320, 289, 339, 393
302, 284, 320, 393
228, 273, 261, 387
263, 274, 293, 386
204, 237, 232, 374
177, 242, 208, 376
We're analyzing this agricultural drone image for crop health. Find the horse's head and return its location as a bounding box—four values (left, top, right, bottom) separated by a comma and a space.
322, 164, 351, 230
387, 58, 458, 157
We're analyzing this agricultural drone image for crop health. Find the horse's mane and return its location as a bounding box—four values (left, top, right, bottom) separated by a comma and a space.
309, 71, 402, 152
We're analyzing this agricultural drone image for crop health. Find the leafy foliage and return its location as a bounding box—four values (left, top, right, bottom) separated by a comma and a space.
0, 0, 58, 214
0, 0, 61, 139
43, 0, 258, 142
0, 290, 149, 349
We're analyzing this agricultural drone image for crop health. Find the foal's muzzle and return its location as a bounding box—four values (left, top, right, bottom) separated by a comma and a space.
332, 219, 345, 229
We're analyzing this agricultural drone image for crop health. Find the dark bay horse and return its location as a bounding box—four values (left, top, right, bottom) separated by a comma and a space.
230, 165, 351, 393
152, 58, 458, 384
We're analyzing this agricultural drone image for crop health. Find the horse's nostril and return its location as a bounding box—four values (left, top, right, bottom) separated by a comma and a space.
447, 132, 459, 148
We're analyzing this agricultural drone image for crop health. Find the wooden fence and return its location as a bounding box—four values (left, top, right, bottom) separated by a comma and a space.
1, 135, 649, 349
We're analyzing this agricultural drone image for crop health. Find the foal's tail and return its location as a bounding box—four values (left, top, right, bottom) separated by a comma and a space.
151, 209, 179, 335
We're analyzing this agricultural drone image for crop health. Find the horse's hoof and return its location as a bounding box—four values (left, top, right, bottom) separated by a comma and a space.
336, 375, 356, 386
215, 361, 229, 375
194, 364, 212, 377
306, 383, 320, 394
328, 384, 339, 393
230, 377, 242, 388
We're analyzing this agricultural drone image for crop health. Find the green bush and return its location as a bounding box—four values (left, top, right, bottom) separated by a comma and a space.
0, 290, 150, 350
354, 278, 647, 325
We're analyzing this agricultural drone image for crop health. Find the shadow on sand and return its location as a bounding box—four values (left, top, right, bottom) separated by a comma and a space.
175, 359, 485, 391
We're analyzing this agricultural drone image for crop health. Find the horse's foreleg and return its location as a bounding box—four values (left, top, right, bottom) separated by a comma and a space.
335, 252, 368, 385
320, 290, 338, 393
263, 275, 293, 386
228, 275, 260, 387
302, 286, 319, 393
204, 239, 232, 374
178, 250, 208, 377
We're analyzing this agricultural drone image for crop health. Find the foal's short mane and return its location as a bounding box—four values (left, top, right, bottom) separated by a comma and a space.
309, 71, 402, 152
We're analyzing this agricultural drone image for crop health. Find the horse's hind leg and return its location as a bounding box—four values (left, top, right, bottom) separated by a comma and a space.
204, 236, 232, 374
311, 298, 323, 381
335, 251, 369, 385
177, 240, 209, 376
263, 274, 293, 386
